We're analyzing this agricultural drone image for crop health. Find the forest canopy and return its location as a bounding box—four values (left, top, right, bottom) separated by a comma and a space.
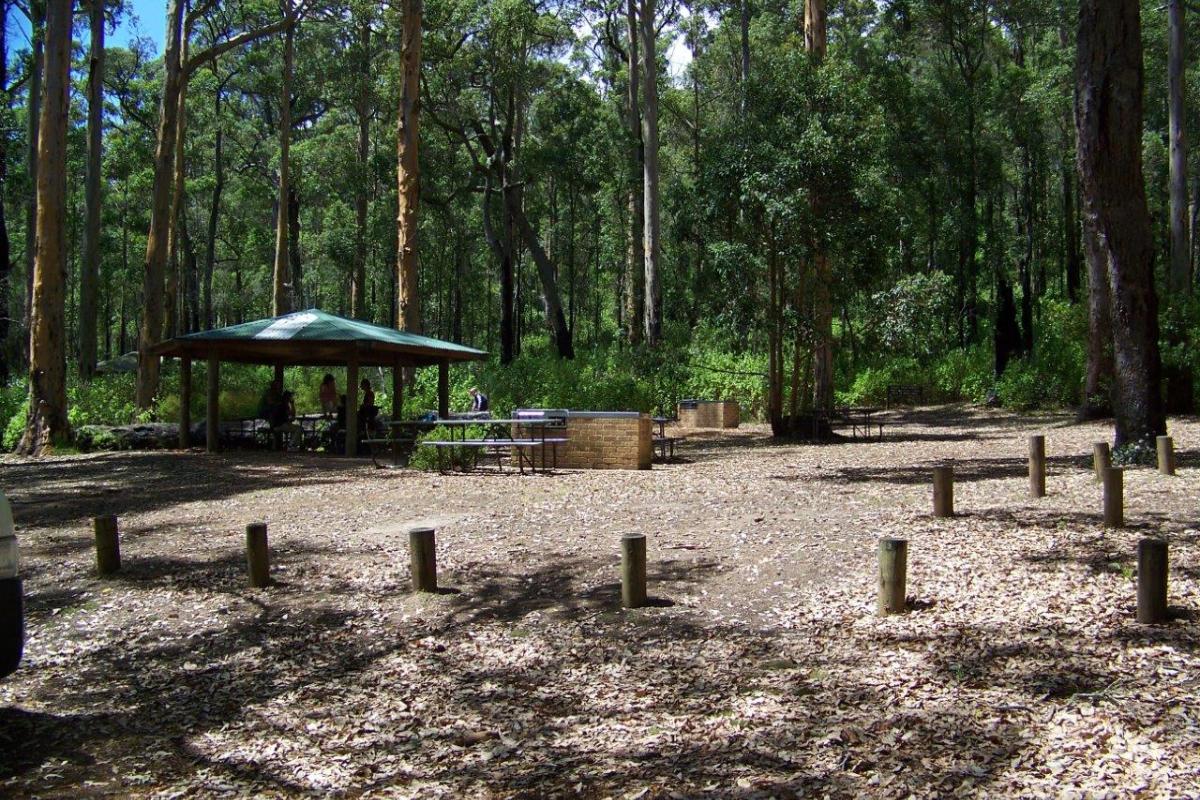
0, 0, 1192, 452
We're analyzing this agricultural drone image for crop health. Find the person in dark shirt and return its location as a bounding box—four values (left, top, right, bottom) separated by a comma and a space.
468, 387, 489, 413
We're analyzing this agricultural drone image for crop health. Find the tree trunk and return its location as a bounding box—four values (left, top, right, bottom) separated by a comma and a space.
24, 2, 42, 352
272, 6, 295, 316
79, 0, 103, 380
352, 11, 371, 319
135, 0, 185, 409
396, 0, 422, 333
19, 0, 72, 454
164, 51, 188, 341
1081, 218, 1114, 417
624, 0, 644, 345
512, 198, 575, 359
1076, 0, 1166, 447
640, 0, 662, 346
806, 0, 833, 411
0, 0, 10, 384
1168, 0, 1190, 294
288, 185, 302, 307
203, 88, 223, 331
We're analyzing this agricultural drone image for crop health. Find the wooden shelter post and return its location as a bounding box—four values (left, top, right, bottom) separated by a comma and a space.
179, 357, 191, 449
438, 360, 449, 418
206, 357, 220, 453
347, 358, 359, 457
392, 361, 404, 420
273, 363, 284, 387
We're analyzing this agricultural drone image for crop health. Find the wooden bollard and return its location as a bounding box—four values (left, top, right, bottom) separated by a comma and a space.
877, 538, 908, 616
245, 523, 270, 588
1093, 442, 1111, 483
621, 534, 648, 608
1102, 467, 1124, 528
1157, 436, 1176, 476
932, 466, 954, 518
1028, 435, 1046, 499
1136, 538, 1169, 624
93, 515, 120, 575
409, 527, 438, 593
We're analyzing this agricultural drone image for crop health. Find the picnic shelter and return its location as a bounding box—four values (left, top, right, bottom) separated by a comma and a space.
148, 309, 487, 456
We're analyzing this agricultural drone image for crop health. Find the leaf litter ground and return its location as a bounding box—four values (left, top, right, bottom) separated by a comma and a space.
0, 405, 1198, 798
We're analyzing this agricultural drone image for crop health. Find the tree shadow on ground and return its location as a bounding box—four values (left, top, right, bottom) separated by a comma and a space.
0, 451, 368, 531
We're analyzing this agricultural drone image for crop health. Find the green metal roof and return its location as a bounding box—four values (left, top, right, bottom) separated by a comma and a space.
150, 309, 487, 367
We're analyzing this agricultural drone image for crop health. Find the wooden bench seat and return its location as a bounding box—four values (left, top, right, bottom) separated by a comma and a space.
418, 439, 547, 473
652, 435, 683, 461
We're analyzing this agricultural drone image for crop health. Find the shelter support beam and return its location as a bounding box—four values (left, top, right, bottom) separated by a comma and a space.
438, 360, 449, 419
393, 362, 403, 420
206, 357, 220, 453
179, 357, 191, 449
347, 358, 359, 457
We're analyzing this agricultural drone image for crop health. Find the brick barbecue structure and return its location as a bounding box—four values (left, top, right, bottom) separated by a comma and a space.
678, 400, 740, 429
515, 410, 652, 470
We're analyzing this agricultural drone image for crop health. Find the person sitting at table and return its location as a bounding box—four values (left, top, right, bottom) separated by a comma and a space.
319, 374, 338, 418
270, 390, 303, 449
359, 378, 380, 433
259, 377, 284, 421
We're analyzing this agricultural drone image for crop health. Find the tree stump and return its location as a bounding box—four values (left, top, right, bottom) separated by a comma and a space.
246, 523, 270, 588
1157, 435, 1176, 476
1102, 467, 1124, 528
1093, 442, 1111, 483
1137, 538, 1168, 624
877, 538, 907, 616
1028, 435, 1046, 498
409, 527, 438, 593
93, 515, 120, 575
932, 466, 954, 518
621, 534, 647, 608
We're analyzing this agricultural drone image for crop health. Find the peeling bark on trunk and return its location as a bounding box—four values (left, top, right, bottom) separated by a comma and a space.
79, 0, 103, 379
24, 3, 42, 352
0, 0, 10, 384
396, 0, 422, 333
1076, 0, 1165, 446
20, 0, 72, 454
640, 0, 661, 346
624, 0, 644, 345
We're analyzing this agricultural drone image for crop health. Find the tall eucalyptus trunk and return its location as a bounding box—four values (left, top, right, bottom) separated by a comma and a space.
639, 0, 661, 345
19, 0, 73, 454
396, 0, 423, 333
1168, 0, 1190, 294
1076, 0, 1165, 447
272, 5, 295, 316
79, 0, 103, 379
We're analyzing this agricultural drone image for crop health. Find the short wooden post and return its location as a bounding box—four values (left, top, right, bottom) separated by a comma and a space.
246, 523, 270, 588
1102, 467, 1124, 528
1136, 538, 1168, 624
346, 358, 359, 457
1028, 435, 1046, 499
1093, 442, 1111, 483
409, 527, 438, 593
1157, 436, 1176, 476
932, 465, 954, 518
621, 534, 648, 608
206, 357, 220, 453
93, 515, 120, 575
179, 357, 191, 449
877, 538, 907, 616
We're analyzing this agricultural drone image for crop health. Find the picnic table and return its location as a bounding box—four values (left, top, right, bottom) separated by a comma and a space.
830, 406, 884, 441
651, 416, 684, 461
366, 417, 566, 473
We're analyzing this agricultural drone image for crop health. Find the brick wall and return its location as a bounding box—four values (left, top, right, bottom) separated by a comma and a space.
553, 413, 652, 470
678, 401, 740, 429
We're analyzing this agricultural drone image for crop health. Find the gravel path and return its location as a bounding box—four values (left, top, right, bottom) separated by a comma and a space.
0, 406, 1197, 798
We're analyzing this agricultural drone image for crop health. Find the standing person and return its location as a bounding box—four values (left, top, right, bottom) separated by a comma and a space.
259, 378, 284, 421
319, 374, 338, 417
359, 378, 379, 432
468, 387, 490, 414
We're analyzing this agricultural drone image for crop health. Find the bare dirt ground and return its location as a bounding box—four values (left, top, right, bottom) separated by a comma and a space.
1, 405, 1198, 798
